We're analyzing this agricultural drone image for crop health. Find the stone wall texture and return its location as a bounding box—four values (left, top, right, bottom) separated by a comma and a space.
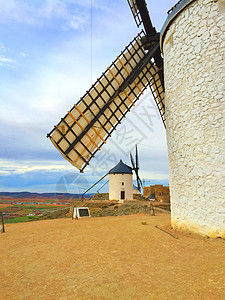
163, 0, 225, 237
109, 174, 133, 201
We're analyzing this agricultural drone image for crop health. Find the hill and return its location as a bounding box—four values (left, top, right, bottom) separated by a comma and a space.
0, 192, 93, 199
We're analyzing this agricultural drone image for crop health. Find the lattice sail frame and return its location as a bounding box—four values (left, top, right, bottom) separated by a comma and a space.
127, 0, 143, 27
47, 31, 165, 172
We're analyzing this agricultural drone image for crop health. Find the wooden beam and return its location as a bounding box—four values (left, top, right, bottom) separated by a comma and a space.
107, 67, 135, 106
117, 56, 143, 95
68, 112, 101, 151
74, 104, 106, 144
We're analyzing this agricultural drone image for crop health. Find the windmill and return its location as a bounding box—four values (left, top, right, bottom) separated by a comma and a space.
47, 0, 225, 237
130, 144, 142, 192
81, 146, 142, 200
47, 0, 164, 173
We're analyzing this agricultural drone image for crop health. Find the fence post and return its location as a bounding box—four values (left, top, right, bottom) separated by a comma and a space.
1, 211, 5, 233
150, 203, 155, 216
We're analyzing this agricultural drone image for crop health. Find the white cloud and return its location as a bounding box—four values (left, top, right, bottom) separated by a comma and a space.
0, 55, 15, 67
0, 159, 75, 175
0, 0, 36, 25
19, 52, 29, 58
39, 0, 67, 19
0, 43, 7, 51
66, 14, 88, 30
0, 0, 90, 30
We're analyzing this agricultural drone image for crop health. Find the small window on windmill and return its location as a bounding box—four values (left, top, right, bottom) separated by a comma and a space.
73, 207, 90, 220
122, 182, 124, 186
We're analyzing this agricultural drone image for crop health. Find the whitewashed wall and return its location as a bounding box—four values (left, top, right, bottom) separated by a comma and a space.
163, 0, 225, 237
109, 174, 133, 201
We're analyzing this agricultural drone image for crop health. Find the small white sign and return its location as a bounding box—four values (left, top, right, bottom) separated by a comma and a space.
73, 207, 91, 219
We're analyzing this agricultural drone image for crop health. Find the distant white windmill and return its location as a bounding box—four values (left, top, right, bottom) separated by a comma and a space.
82, 145, 142, 203
109, 160, 133, 203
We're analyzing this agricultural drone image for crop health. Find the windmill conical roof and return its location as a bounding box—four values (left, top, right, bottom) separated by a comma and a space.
109, 160, 132, 174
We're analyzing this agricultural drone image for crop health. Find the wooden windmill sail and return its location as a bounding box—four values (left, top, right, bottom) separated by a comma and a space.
47, 0, 165, 172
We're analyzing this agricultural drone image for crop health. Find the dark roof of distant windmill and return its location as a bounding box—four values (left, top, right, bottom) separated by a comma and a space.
109, 160, 132, 174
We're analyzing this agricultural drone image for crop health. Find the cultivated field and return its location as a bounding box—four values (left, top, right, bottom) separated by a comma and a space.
1, 214, 225, 299
0, 195, 72, 223
0, 192, 169, 223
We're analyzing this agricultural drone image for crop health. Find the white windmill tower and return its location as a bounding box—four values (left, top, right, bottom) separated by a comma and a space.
109, 160, 133, 203
109, 145, 142, 202
160, 0, 225, 237
80, 146, 142, 202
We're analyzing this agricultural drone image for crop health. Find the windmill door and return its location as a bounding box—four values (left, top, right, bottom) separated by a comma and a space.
121, 191, 125, 200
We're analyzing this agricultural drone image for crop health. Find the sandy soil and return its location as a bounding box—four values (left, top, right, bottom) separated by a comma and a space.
1, 214, 225, 300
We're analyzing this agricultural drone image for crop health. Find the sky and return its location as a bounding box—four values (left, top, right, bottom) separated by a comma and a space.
0, 0, 176, 194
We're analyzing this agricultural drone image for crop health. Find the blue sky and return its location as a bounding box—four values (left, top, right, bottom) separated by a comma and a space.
0, 0, 175, 193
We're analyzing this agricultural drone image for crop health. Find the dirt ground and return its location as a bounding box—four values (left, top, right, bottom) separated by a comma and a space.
1, 214, 225, 300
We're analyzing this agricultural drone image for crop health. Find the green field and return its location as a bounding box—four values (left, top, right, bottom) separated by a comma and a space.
1, 202, 70, 223
5, 216, 39, 223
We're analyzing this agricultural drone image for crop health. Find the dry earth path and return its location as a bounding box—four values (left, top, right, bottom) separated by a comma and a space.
1, 214, 225, 299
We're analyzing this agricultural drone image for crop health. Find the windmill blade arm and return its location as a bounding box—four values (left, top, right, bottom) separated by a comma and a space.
127, 0, 142, 28
147, 61, 165, 127
118, 42, 160, 94
135, 0, 156, 36
127, 0, 156, 36
141, 33, 160, 50
135, 144, 139, 170
136, 175, 141, 191
97, 180, 109, 193
126, 1, 163, 75
82, 172, 109, 197
137, 174, 142, 192
65, 44, 162, 155
48, 32, 158, 172
64, 91, 116, 156
48, 32, 166, 173
118, 38, 165, 127
130, 153, 136, 170
138, 175, 143, 187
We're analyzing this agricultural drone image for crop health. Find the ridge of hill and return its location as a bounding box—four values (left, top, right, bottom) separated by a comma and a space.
0, 192, 93, 199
